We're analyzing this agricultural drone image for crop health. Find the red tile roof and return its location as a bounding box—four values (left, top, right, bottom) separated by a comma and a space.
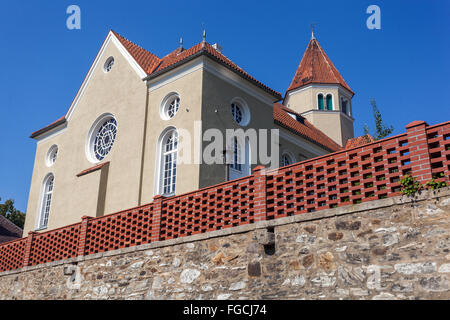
345, 135, 376, 149
148, 41, 282, 98
287, 38, 353, 95
113, 30, 281, 98
273, 103, 342, 152
111, 30, 162, 74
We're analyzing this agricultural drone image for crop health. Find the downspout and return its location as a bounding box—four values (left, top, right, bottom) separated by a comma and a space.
138, 82, 150, 205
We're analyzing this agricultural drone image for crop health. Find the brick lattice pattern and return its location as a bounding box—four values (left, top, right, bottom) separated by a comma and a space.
0, 121, 448, 272
27, 224, 80, 266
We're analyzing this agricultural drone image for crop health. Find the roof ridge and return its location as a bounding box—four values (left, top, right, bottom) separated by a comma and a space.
314, 39, 339, 84
111, 30, 161, 74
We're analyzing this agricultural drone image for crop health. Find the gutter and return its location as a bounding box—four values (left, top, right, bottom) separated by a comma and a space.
30, 117, 67, 139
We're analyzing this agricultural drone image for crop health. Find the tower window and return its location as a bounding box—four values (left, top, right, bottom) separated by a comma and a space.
341, 98, 348, 115
326, 94, 333, 110
318, 94, 324, 110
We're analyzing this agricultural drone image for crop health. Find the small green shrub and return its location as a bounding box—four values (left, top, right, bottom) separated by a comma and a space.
425, 172, 448, 190
400, 175, 422, 196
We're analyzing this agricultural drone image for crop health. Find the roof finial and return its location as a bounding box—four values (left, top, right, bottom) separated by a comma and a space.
310, 23, 316, 40
201, 22, 206, 48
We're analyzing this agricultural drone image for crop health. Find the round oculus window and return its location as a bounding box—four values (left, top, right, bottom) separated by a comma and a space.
230, 99, 250, 126
87, 115, 117, 162
161, 94, 180, 120
231, 103, 243, 124
46, 145, 58, 167
104, 57, 115, 73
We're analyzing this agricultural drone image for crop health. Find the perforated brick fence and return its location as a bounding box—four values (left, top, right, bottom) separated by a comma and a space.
0, 120, 448, 272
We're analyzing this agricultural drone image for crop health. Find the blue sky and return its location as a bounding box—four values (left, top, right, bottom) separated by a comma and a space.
0, 0, 449, 212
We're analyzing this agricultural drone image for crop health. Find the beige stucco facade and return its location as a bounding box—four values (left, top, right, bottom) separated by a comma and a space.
23, 32, 350, 234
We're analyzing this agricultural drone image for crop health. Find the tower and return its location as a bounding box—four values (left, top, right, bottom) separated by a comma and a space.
283, 34, 354, 147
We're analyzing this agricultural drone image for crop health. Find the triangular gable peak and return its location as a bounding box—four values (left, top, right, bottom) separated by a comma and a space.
64, 30, 160, 122
286, 38, 353, 97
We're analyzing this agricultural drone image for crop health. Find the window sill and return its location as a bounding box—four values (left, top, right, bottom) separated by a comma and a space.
35, 226, 48, 232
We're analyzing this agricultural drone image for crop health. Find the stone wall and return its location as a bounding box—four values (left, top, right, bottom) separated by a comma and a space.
1, 188, 449, 300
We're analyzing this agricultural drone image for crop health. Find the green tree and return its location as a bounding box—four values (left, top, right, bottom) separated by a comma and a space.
0, 197, 25, 229
363, 99, 394, 140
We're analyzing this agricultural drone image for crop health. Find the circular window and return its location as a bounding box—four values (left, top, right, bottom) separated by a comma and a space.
230, 98, 250, 126
46, 145, 58, 167
231, 103, 243, 123
104, 57, 115, 73
161, 94, 180, 120
86, 114, 117, 163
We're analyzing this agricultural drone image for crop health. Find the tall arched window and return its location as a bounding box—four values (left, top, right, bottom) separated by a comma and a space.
38, 174, 54, 229
230, 137, 242, 172
159, 129, 178, 195
326, 94, 333, 110
228, 137, 251, 180
317, 94, 324, 110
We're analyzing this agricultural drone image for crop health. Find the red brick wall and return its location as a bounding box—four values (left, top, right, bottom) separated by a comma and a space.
1, 121, 448, 272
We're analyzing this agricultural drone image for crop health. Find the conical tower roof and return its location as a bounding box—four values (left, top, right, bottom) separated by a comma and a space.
286, 37, 353, 96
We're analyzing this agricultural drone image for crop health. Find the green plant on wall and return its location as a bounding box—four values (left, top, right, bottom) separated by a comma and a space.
400, 175, 422, 196
425, 172, 448, 190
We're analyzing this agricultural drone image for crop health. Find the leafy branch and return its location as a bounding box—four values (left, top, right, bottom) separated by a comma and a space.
363, 99, 394, 140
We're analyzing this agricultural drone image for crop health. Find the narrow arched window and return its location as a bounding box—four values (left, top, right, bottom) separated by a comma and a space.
326, 94, 333, 110
230, 137, 242, 172
341, 98, 348, 114
228, 137, 251, 180
159, 129, 178, 195
318, 94, 324, 110
38, 174, 54, 229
